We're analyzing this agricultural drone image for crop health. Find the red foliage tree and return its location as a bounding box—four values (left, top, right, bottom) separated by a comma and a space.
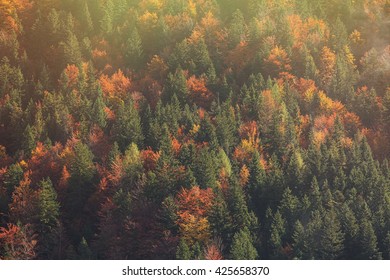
187, 76, 213, 109
0, 223, 37, 260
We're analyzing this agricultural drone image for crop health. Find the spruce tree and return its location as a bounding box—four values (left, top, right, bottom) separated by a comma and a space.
162, 68, 188, 106
111, 99, 144, 152
269, 211, 286, 259
125, 28, 144, 70
37, 178, 61, 259
91, 87, 107, 128
319, 210, 344, 259
176, 238, 192, 260
230, 227, 258, 260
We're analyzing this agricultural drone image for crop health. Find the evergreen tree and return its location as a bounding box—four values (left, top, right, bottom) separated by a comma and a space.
230, 227, 258, 260
292, 220, 307, 259
357, 218, 382, 260
162, 68, 188, 106
176, 238, 192, 260
215, 102, 237, 154
62, 31, 82, 66
228, 9, 246, 47
125, 28, 144, 70
91, 87, 107, 128
100, 0, 114, 34
194, 147, 218, 189
208, 190, 233, 247
77, 237, 94, 260
111, 99, 144, 152
269, 211, 286, 259
21, 125, 36, 156
228, 177, 259, 234
247, 150, 266, 213
159, 196, 178, 234
80, 1, 94, 34
382, 89, 390, 131
318, 210, 344, 259
69, 142, 95, 185
196, 117, 218, 150
37, 178, 61, 259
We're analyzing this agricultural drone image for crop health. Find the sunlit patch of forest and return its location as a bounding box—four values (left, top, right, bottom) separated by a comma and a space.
0, 0, 390, 260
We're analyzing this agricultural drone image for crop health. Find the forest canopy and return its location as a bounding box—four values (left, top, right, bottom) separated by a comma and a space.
0, 0, 390, 260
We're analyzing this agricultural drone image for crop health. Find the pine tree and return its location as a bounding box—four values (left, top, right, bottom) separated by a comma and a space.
193, 147, 218, 189
382, 89, 390, 131
111, 99, 144, 152
357, 218, 382, 260
196, 117, 218, 150
330, 18, 348, 52
286, 150, 305, 195
230, 227, 258, 260
279, 188, 299, 236
91, 87, 107, 128
38, 178, 59, 227
208, 190, 233, 247
304, 52, 318, 81
100, 0, 114, 34
65, 142, 95, 221
247, 150, 266, 213
305, 210, 324, 259
176, 238, 192, 260
3, 163, 24, 198
319, 210, 344, 259
292, 220, 306, 259
215, 102, 237, 154
269, 211, 286, 259
309, 177, 323, 212
69, 142, 95, 185
162, 68, 188, 106
62, 31, 82, 66
228, 9, 246, 47
80, 1, 94, 34
159, 196, 178, 234
338, 204, 359, 258
77, 237, 94, 260
37, 178, 61, 259
228, 177, 259, 233
21, 125, 36, 156
125, 28, 144, 70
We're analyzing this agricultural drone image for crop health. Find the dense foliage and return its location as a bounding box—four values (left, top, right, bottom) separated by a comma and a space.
0, 0, 390, 260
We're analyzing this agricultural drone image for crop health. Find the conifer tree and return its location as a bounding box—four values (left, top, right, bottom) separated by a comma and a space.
162, 68, 188, 105
176, 238, 192, 260
125, 28, 144, 70
230, 227, 258, 260
21, 125, 36, 156
208, 190, 233, 247
111, 99, 144, 152
37, 178, 61, 259
319, 210, 344, 259
269, 211, 286, 259
91, 87, 107, 128
80, 1, 94, 34
358, 218, 382, 260
62, 31, 82, 66
292, 220, 306, 259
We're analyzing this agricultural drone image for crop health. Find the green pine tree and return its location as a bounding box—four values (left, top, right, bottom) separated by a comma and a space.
230, 227, 258, 260
176, 238, 192, 260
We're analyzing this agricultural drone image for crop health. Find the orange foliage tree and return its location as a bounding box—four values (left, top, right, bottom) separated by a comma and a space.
176, 186, 214, 245
187, 75, 213, 109
204, 242, 223, 260
99, 70, 132, 98
0, 223, 37, 260
319, 46, 336, 89
264, 46, 292, 77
